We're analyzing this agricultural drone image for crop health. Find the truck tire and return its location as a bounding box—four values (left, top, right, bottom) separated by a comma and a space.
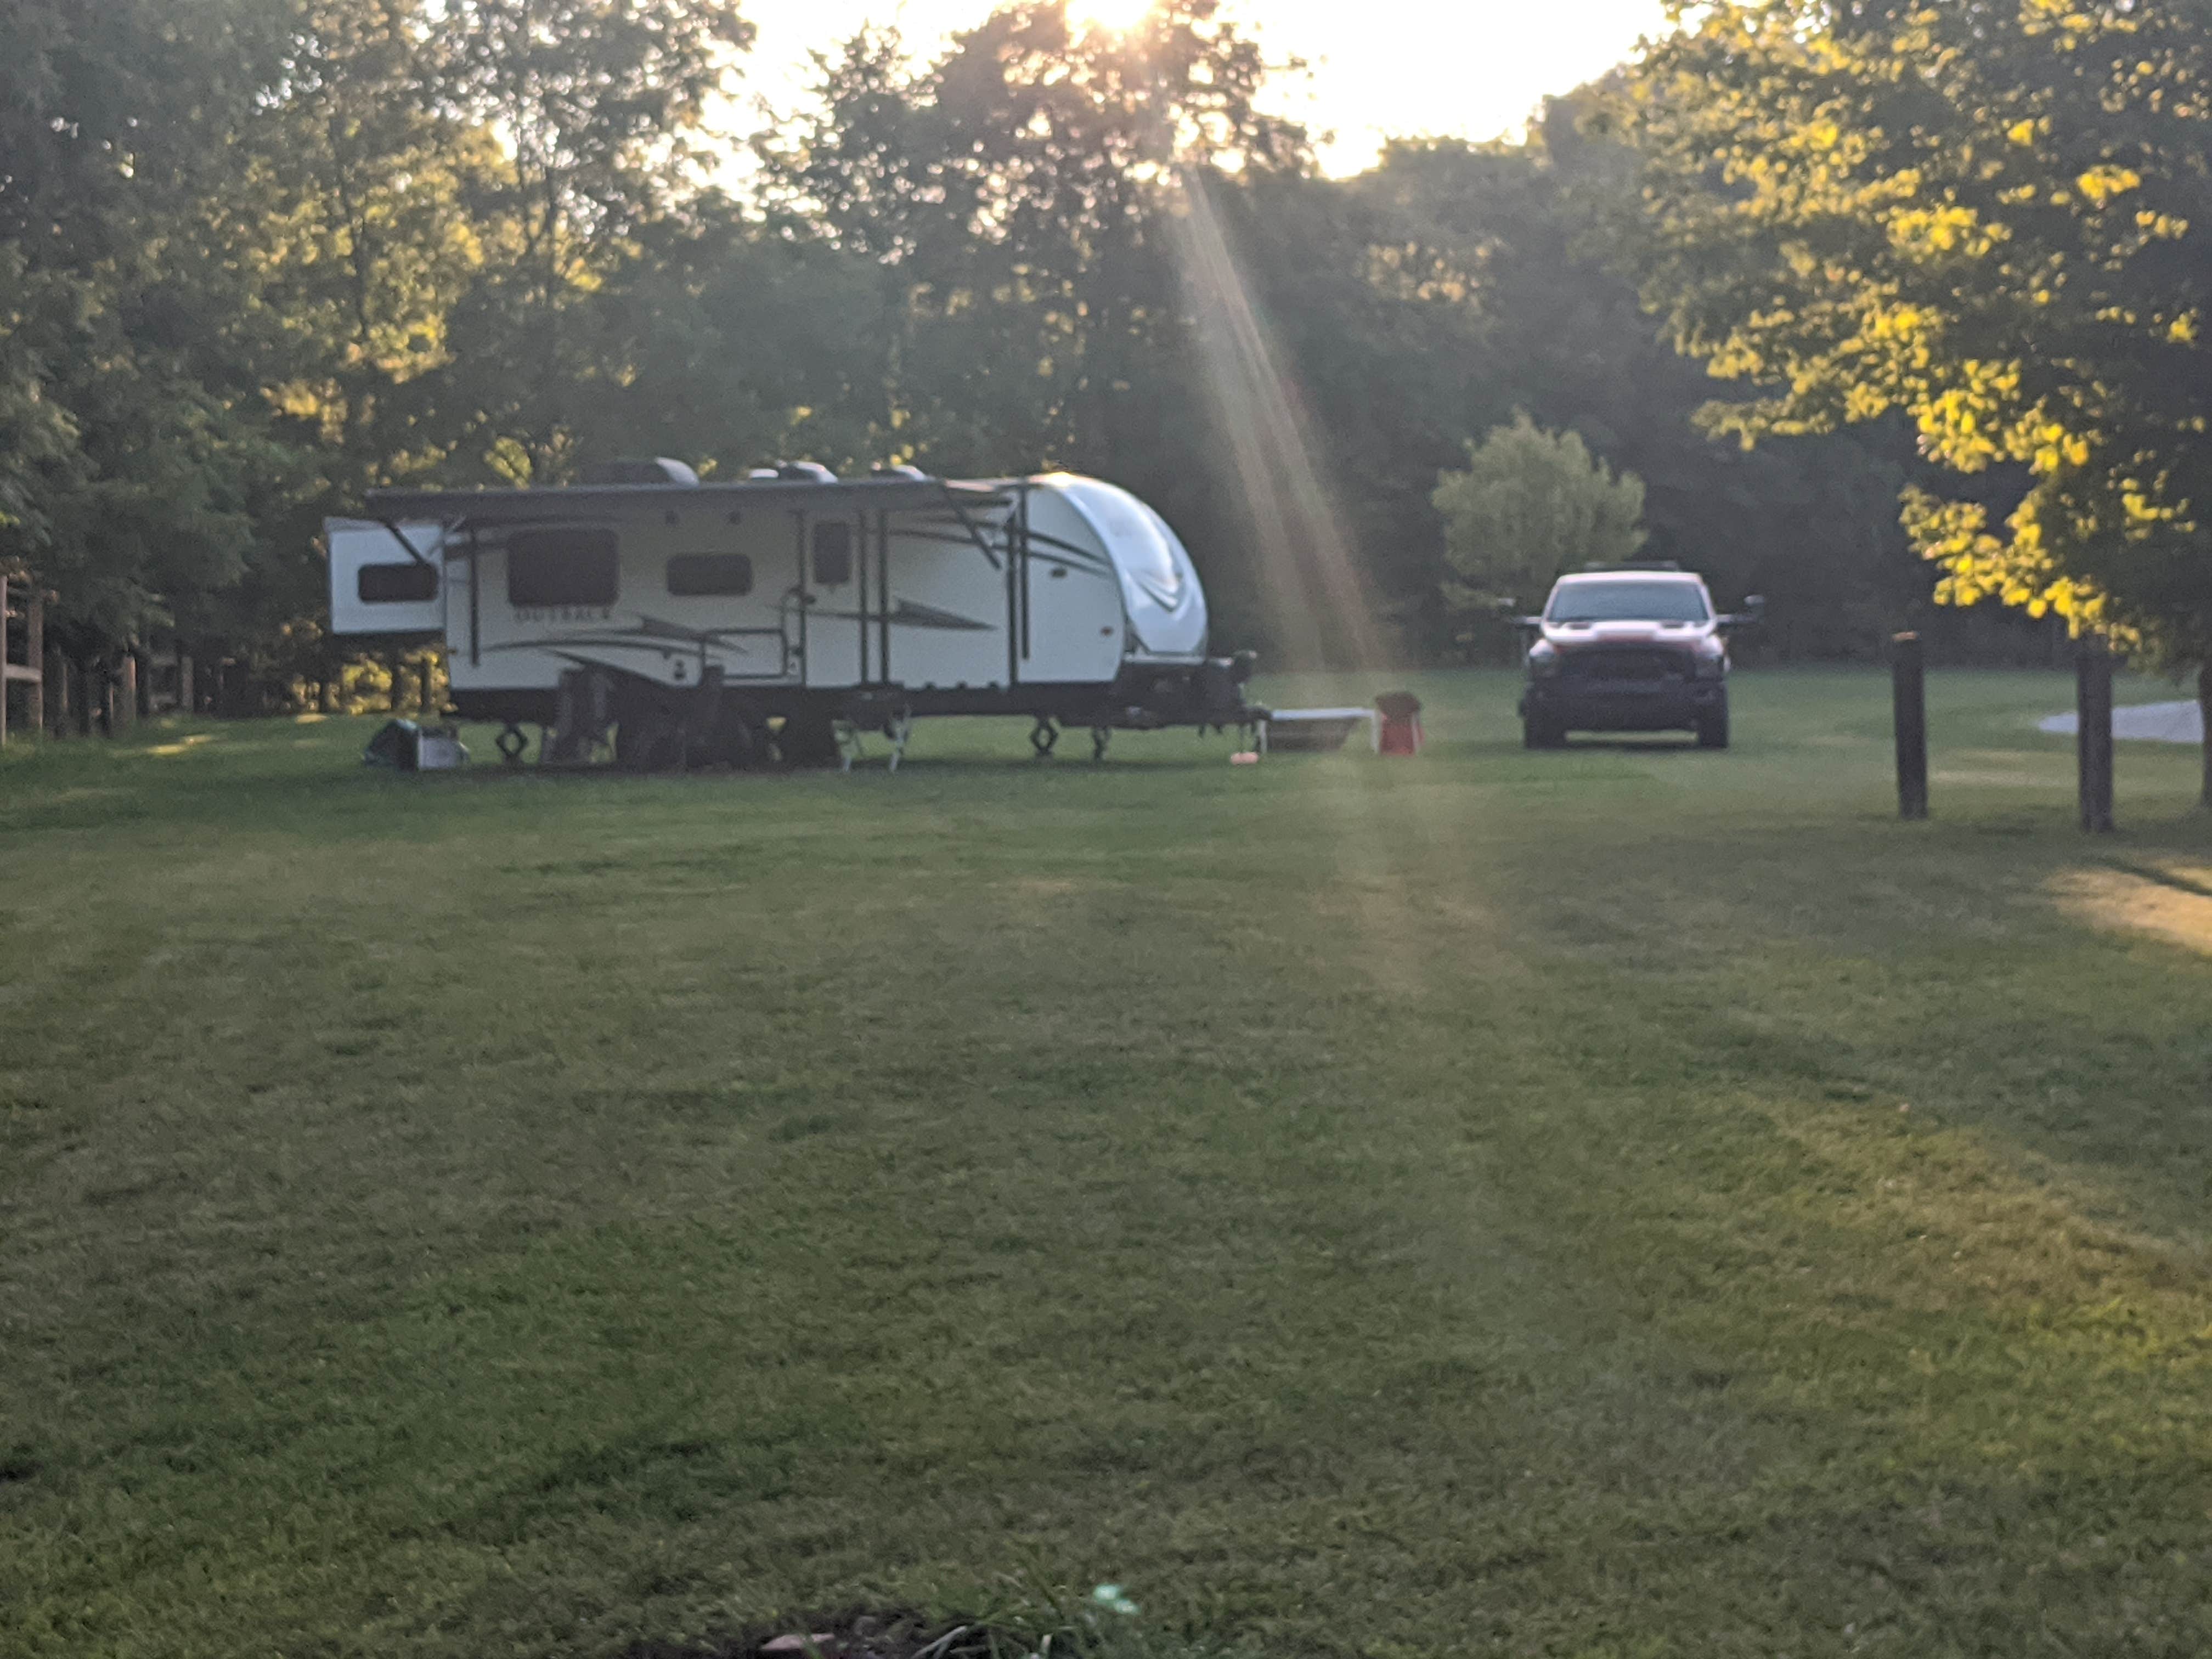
1697, 703, 1730, 749
1523, 713, 1564, 750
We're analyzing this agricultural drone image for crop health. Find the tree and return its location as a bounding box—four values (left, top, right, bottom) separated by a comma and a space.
424, 0, 754, 482
757, 2, 1305, 475
1627, 0, 2212, 799
1367, 111, 1931, 662
0, 0, 284, 656
1433, 413, 1647, 647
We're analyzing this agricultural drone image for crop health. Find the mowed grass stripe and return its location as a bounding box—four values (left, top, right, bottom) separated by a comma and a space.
3, 669, 2210, 1656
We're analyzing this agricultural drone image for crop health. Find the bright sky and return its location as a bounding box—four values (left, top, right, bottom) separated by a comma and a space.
733, 0, 1677, 175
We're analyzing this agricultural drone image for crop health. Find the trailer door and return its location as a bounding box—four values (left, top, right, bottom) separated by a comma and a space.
328, 518, 445, 635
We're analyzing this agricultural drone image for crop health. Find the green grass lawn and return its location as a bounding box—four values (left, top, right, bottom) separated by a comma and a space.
5, 668, 2212, 1659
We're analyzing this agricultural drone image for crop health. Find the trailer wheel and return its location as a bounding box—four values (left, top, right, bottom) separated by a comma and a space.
1030, 718, 1059, 759
776, 711, 842, 769
618, 710, 686, 772
692, 708, 766, 770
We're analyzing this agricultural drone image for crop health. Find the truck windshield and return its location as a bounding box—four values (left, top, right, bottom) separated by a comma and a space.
1549, 580, 1709, 624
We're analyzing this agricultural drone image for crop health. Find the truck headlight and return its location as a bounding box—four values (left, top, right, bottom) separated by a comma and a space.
1528, 642, 1561, 679
1692, 642, 1726, 680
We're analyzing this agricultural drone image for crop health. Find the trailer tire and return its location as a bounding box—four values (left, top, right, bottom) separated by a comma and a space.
776, 711, 842, 769
692, 708, 766, 770
618, 709, 686, 772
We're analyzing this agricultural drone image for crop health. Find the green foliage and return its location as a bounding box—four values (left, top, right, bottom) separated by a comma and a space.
1625, 0, 2212, 665
1362, 114, 1928, 659
757, 1, 1301, 476
0, 0, 280, 642
1434, 413, 1647, 626
0, 0, 2076, 695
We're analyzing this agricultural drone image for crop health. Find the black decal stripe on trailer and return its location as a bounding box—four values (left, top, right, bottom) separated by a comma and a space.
1009, 527, 1117, 574
888, 600, 995, 631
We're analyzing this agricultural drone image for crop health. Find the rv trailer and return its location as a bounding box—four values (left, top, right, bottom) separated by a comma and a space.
329, 464, 1268, 768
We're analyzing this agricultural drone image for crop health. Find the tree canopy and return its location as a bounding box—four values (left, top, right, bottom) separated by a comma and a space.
1434, 414, 1649, 635
1628, 0, 2212, 664
0, 0, 2079, 715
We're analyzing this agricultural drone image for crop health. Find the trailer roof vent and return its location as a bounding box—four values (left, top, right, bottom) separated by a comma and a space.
777, 461, 839, 483
871, 463, 928, 481
581, 457, 699, 487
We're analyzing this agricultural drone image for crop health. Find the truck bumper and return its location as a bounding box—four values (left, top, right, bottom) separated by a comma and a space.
1520, 680, 1725, 733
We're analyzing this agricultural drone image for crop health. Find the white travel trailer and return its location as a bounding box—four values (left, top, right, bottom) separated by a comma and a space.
329, 462, 1266, 767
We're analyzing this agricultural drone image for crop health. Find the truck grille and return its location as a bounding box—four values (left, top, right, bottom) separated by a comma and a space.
1562, 647, 1691, 682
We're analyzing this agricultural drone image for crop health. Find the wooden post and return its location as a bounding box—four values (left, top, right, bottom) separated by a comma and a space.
132, 647, 150, 720
2077, 636, 2116, 834
72, 659, 91, 736
2197, 662, 2211, 813
24, 588, 42, 735
1892, 631, 1928, 821
178, 651, 194, 716
116, 653, 138, 732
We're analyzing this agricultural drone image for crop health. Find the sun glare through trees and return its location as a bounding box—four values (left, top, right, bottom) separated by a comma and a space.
1064, 0, 1155, 35
8, 1, 2212, 1656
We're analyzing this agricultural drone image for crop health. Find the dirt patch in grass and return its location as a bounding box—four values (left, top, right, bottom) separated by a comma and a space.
2050, 860, 2212, 955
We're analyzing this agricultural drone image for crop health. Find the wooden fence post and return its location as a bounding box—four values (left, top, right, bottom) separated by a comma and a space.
178, 651, 194, 716
1892, 631, 1928, 821
116, 653, 137, 733
44, 649, 66, 736
2077, 636, 2116, 834
24, 588, 41, 735
2198, 662, 2212, 813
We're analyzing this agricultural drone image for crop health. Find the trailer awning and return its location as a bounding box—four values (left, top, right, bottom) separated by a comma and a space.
365, 476, 1007, 527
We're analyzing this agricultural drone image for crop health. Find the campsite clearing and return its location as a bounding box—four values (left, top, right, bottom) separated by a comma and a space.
3, 669, 2211, 1658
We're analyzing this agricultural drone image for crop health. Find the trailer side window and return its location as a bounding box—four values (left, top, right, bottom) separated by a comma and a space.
666, 553, 753, 597
811, 522, 853, 587
507, 528, 619, 607
358, 562, 438, 604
